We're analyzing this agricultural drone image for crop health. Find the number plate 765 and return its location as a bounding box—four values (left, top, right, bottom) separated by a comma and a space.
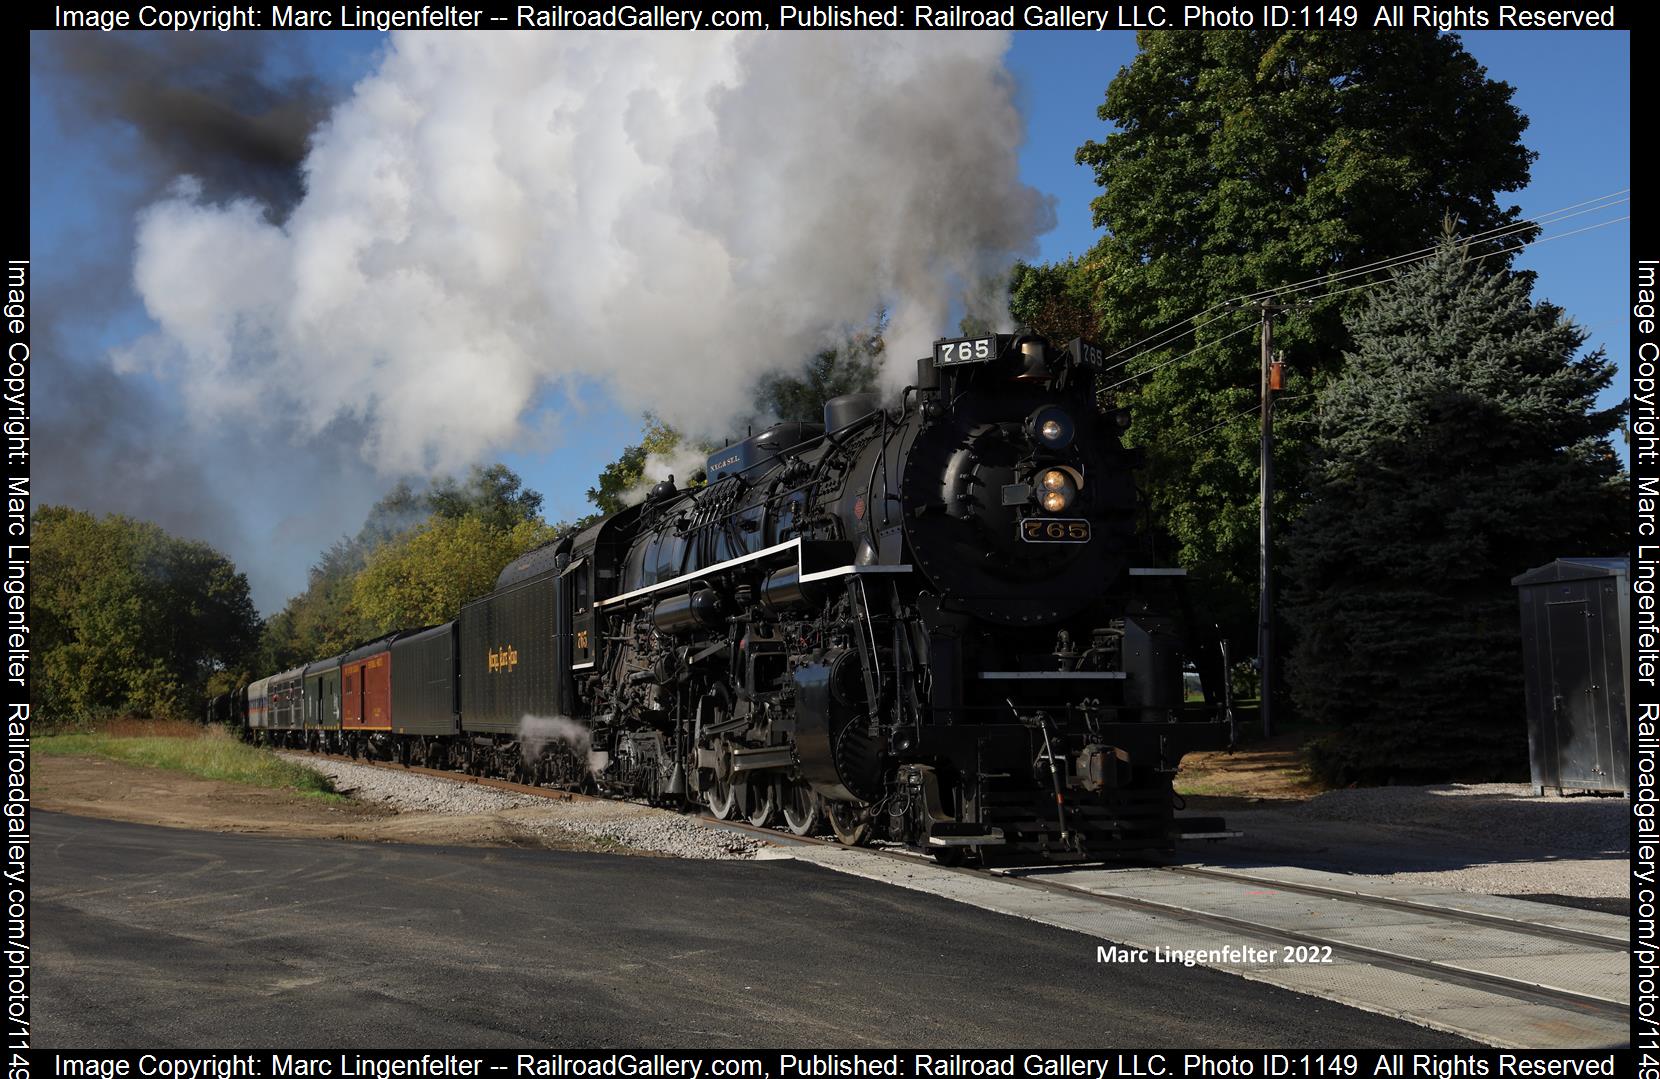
1021, 518, 1091, 543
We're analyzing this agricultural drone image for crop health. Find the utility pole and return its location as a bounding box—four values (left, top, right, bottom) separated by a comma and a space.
1256, 300, 1288, 740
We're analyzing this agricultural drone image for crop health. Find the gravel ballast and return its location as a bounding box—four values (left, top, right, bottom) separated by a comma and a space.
282, 754, 764, 860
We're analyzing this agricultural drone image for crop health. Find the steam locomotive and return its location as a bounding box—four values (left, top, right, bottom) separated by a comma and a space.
228, 333, 1233, 862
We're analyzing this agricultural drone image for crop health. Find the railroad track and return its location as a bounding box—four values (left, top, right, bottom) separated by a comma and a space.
989, 864, 1626, 1021
1159, 864, 1626, 951
673, 786, 1629, 1040
294, 748, 1628, 1043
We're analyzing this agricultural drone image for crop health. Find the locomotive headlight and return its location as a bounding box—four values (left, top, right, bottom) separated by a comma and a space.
1028, 406, 1075, 449
1036, 468, 1077, 512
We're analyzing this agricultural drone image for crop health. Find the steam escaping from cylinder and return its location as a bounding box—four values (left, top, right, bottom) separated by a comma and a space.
126, 32, 1053, 475
517, 713, 600, 773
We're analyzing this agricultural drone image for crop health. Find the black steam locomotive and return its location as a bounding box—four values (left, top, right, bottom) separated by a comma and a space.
236, 333, 1233, 862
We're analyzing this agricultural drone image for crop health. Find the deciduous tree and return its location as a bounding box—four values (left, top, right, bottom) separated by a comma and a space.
352, 515, 558, 632
586, 419, 707, 519
259, 463, 550, 667
33, 507, 260, 727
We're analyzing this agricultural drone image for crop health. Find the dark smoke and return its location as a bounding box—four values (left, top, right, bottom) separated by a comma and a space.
34, 327, 224, 544
31, 33, 360, 610
35, 33, 333, 217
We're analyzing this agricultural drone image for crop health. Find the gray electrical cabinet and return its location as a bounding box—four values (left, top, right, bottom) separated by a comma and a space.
1512, 557, 1629, 796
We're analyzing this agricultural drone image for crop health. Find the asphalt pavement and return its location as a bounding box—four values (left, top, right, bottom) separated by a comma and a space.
33, 811, 1476, 1050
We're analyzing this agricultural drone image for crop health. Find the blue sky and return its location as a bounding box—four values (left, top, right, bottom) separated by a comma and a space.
30, 30, 1632, 612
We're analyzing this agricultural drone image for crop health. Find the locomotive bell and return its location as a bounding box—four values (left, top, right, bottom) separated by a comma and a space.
1016, 340, 1051, 380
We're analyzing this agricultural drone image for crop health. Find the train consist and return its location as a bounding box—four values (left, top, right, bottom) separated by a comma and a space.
217, 333, 1233, 862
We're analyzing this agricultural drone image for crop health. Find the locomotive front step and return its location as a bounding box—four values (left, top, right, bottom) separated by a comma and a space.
926, 823, 1007, 847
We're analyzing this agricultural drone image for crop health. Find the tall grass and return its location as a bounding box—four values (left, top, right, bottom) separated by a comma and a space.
35, 724, 342, 800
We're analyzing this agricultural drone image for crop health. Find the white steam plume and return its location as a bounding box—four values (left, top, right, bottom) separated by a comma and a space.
129, 32, 1053, 474
619, 442, 715, 508
517, 714, 597, 772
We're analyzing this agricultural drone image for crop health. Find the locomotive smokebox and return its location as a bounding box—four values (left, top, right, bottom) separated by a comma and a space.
652, 588, 726, 634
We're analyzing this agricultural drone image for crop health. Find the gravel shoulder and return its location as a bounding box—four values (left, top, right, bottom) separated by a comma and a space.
284, 753, 764, 860
34, 751, 763, 860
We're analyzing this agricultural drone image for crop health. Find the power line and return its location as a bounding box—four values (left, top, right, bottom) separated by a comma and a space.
1177, 394, 1313, 446
1234, 193, 1628, 306
1093, 188, 1631, 377
1104, 212, 1631, 397
1308, 214, 1630, 307
1109, 198, 1628, 377
1098, 322, 1259, 395
1160, 212, 1630, 453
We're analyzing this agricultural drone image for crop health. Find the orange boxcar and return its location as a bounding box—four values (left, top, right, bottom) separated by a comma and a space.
342, 640, 393, 730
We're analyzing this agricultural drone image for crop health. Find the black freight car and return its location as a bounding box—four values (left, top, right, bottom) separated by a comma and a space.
390, 622, 459, 766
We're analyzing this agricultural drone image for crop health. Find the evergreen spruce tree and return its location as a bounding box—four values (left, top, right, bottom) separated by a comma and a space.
1286, 237, 1625, 783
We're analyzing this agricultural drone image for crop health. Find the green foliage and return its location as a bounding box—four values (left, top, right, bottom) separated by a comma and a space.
1285, 239, 1626, 784
1059, 29, 1536, 631
756, 336, 883, 424
257, 536, 375, 671
353, 516, 558, 632
586, 418, 701, 518
36, 725, 342, 799
585, 330, 882, 524
358, 481, 428, 546
1008, 258, 1100, 346
32, 507, 260, 728
259, 463, 551, 667
427, 463, 545, 531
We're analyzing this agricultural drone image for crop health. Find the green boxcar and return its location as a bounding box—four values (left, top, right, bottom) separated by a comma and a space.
304, 654, 344, 732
